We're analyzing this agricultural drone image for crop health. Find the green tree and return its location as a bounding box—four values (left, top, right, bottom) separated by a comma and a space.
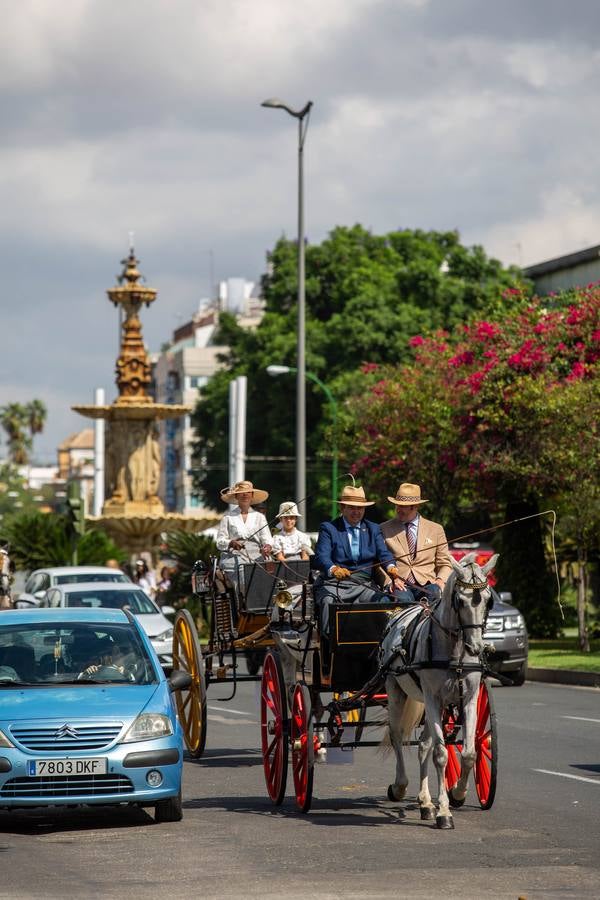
4, 511, 124, 572
0, 400, 47, 465
339, 288, 600, 638
192, 226, 525, 528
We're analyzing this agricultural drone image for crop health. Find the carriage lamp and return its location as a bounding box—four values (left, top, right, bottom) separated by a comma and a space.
146, 770, 163, 788
274, 580, 294, 609
191, 561, 209, 595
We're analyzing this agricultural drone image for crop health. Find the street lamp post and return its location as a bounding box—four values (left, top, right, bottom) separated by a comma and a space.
267, 365, 338, 520
261, 98, 313, 517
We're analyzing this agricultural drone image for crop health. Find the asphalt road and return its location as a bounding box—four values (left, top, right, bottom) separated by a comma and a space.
0, 677, 599, 900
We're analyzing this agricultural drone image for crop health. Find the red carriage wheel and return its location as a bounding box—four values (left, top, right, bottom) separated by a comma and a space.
291, 684, 314, 813
443, 707, 463, 793
473, 679, 497, 809
260, 651, 289, 805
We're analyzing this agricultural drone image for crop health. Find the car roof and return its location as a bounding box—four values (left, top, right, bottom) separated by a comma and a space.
29, 566, 127, 576
53, 582, 146, 593
0, 608, 130, 626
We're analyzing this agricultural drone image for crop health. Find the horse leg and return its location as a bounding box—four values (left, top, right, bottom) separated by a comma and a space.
416, 720, 435, 821
424, 696, 454, 830
449, 686, 478, 805
385, 675, 409, 801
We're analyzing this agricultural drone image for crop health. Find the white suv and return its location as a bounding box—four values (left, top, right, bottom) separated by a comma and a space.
16, 566, 131, 608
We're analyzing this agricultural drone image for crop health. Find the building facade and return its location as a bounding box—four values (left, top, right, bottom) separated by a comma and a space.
152, 279, 263, 515
523, 243, 600, 295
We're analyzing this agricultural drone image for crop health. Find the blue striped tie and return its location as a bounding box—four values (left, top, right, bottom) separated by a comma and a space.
350, 526, 360, 562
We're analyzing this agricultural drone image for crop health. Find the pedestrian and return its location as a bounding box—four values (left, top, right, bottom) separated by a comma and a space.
133, 558, 157, 599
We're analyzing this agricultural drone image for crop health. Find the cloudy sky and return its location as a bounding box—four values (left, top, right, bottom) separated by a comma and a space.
1, 0, 600, 460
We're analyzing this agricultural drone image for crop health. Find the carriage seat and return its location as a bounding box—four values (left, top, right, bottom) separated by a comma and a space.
241, 560, 311, 613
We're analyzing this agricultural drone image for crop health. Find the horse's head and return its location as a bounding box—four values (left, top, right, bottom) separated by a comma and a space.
448, 552, 499, 656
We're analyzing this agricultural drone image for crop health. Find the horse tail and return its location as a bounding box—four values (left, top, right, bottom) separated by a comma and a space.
379, 697, 425, 754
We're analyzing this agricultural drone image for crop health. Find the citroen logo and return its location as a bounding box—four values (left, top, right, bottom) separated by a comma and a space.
55, 724, 79, 740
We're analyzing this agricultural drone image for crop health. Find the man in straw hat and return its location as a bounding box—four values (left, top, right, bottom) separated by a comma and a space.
216, 481, 273, 593
380, 482, 453, 604
313, 483, 401, 649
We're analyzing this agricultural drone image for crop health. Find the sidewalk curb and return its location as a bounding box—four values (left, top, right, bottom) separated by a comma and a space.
527, 667, 600, 688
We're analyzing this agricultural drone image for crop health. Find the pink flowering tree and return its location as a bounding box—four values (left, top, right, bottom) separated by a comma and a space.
341, 286, 600, 639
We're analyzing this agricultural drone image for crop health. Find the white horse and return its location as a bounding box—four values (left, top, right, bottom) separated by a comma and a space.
380, 552, 498, 829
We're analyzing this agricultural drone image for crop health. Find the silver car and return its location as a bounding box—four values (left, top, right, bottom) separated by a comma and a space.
16, 566, 131, 608
484, 589, 529, 685
36, 582, 175, 668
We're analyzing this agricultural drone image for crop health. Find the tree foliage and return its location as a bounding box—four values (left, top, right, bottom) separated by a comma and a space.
191, 226, 525, 528
0, 401, 47, 465
340, 287, 600, 636
4, 511, 124, 572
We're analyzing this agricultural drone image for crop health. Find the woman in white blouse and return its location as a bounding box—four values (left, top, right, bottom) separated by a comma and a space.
216, 481, 273, 589
272, 501, 313, 562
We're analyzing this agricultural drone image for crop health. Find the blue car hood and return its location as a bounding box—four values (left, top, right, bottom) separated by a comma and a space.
0, 684, 163, 723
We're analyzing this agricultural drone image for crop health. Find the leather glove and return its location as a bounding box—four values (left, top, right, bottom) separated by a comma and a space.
387, 566, 401, 579
331, 566, 351, 580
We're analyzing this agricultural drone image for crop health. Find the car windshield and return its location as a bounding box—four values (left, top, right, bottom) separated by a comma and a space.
0, 622, 158, 686
56, 573, 129, 584
64, 589, 158, 614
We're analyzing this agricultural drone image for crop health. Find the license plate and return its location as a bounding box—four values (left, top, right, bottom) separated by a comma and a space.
27, 758, 107, 777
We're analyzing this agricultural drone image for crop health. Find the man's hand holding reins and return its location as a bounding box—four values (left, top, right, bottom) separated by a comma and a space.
331, 566, 351, 580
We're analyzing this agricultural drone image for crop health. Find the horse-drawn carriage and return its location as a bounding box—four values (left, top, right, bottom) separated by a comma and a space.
174, 551, 498, 828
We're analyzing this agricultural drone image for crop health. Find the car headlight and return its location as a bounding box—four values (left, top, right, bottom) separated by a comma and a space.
0, 729, 14, 748
153, 628, 173, 643
121, 713, 173, 743
504, 614, 524, 630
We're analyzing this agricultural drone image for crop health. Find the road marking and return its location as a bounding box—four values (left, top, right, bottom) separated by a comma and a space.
534, 768, 600, 786
208, 705, 251, 716
561, 715, 600, 724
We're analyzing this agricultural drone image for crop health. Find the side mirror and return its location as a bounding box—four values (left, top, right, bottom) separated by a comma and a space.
498, 591, 513, 604
168, 669, 193, 692
34, 590, 46, 601
161, 605, 176, 617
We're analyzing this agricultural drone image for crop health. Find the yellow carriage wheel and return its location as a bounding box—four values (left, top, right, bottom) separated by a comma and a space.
173, 609, 207, 758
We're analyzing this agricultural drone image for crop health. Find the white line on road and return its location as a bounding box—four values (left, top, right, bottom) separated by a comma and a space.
208, 705, 251, 716
534, 768, 600, 786
561, 715, 600, 724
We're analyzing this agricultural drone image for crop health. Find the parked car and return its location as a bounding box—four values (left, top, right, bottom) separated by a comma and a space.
36, 583, 175, 668
0, 607, 189, 821
484, 588, 529, 685
16, 566, 131, 608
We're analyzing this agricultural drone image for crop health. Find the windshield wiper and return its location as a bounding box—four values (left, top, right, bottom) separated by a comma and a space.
0, 681, 38, 687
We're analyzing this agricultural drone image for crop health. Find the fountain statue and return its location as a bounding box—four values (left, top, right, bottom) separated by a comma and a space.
73, 249, 218, 554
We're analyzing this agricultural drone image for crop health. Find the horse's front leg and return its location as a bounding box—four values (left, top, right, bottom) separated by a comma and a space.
416, 720, 435, 821
385, 675, 409, 801
449, 684, 478, 805
423, 695, 454, 830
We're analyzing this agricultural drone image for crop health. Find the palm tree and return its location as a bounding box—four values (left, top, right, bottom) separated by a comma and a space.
0, 404, 31, 465
26, 400, 47, 437
0, 400, 47, 465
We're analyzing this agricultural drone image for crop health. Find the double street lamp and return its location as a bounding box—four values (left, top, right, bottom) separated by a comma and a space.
267, 365, 338, 520
261, 97, 313, 516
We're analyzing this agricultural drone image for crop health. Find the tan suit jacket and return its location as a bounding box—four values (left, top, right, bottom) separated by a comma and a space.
380, 515, 453, 588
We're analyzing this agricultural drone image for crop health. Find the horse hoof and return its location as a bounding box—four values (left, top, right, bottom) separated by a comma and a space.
387, 785, 396, 801
448, 791, 465, 809
420, 807, 435, 821
436, 815, 455, 830
387, 784, 406, 801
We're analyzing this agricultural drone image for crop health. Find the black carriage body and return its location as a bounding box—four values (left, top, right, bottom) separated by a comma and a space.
329, 602, 401, 692
240, 560, 311, 613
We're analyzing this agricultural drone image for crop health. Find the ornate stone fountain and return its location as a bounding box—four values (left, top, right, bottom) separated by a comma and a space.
73, 250, 218, 554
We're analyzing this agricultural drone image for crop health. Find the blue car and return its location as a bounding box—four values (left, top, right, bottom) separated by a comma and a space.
0, 608, 188, 822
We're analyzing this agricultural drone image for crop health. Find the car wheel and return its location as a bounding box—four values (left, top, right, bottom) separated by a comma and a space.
510, 662, 527, 686
154, 789, 183, 823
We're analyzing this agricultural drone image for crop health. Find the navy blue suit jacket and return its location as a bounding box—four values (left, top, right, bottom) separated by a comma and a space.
314, 517, 395, 576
